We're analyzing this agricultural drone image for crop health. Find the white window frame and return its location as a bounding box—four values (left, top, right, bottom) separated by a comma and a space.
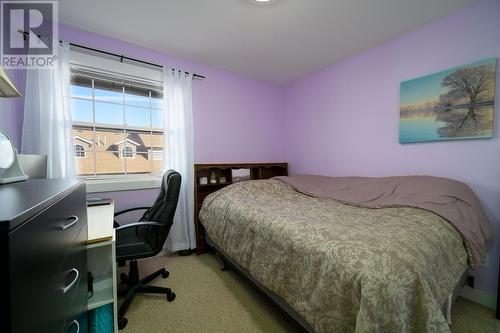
70, 49, 164, 193
149, 149, 163, 161
121, 146, 135, 159
74, 144, 86, 158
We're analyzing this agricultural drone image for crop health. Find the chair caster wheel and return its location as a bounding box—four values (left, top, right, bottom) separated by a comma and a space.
118, 316, 128, 330
162, 270, 169, 278
167, 290, 176, 302
120, 273, 128, 285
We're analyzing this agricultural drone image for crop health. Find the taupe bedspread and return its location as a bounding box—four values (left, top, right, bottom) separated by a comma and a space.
276, 175, 493, 269
200, 178, 474, 332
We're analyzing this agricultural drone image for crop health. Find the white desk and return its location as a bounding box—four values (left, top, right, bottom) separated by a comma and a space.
87, 200, 118, 332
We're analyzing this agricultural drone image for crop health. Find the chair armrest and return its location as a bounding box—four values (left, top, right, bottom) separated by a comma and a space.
114, 206, 151, 217
115, 221, 164, 231
115, 221, 165, 247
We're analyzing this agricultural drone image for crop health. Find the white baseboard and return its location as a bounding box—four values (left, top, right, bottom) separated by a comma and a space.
459, 286, 497, 310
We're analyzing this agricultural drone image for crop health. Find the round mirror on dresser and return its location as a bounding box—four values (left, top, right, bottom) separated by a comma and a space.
0, 130, 28, 184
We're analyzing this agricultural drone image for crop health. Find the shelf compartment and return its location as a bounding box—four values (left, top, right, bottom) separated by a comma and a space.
87, 275, 114, 311
197, 182, 231, 187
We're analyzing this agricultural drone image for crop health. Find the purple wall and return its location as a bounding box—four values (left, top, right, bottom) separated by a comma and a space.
0, 69, 24, 147
282, 0, 500, 294
2, 24, 285, 163
59, 25, 285, 164
0, 25, 286, 230
59, 26, 286, 222
1, 0, 497, 296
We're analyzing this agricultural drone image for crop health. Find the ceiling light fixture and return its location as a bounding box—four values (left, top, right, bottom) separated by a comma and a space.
254, 0, 273, 3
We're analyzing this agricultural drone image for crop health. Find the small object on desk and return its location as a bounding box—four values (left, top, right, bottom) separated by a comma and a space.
87, 197, 112, 207
199, 176, 208, 185
219, 176, 226, 183
87, 199, 115, 244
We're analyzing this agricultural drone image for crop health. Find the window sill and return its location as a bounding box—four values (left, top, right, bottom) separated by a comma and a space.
85, 176, 162, 193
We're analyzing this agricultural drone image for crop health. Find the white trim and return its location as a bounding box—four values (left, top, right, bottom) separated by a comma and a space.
70, 49, 162, 83
74, 136, 93, 145
115, 138, 141, 146
459, 285, 497, 309
149, 149, 163, 161
164, 241, 195, 252
74, 144, 87, 158
85, 175, 162, 193
120, 146, 135, 159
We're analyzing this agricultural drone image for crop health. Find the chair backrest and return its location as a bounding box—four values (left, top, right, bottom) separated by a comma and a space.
140, 170, 182, 250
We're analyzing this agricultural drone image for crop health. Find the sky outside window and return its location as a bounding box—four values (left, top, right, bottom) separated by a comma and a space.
70, 84, 162, 128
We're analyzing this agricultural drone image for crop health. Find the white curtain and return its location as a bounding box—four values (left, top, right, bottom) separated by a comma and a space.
162, 67, 196, 251
21, 42, 75, 178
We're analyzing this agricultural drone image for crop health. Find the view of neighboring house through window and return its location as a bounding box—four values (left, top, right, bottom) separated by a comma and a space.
121, 146, 135, 158
70, 69, 164, 176
74, 144, 86, 158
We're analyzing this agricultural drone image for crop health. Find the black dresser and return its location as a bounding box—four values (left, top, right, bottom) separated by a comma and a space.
0, 179, 88, 333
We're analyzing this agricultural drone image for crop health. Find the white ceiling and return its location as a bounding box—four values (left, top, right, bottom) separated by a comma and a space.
59, 0, 476, 85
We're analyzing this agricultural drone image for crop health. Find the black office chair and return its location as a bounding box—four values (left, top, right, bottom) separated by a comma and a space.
114, 170, 181, 330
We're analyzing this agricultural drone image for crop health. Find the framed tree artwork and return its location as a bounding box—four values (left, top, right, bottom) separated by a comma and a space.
399, 58, 496, 143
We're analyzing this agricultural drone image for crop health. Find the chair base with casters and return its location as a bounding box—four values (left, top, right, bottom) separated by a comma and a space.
114, 170, 182, 330
117, 259, 176, 330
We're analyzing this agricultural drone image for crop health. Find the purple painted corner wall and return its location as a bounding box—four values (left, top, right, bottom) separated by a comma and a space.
282, 0, 500, 296
1, 24, 285, 163
0, 0, 498, 302
0, 68, 24, 147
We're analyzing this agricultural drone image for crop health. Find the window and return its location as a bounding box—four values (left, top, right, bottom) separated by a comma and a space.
149, 149, 163, 161
74, 144, 86, 158
121, 146, 135, 158
70, 65, 164, 177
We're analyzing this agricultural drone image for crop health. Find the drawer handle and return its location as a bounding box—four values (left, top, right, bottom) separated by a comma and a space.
60, 215, 79, 231
63, 268, 79, 294
69, 319, 80, 333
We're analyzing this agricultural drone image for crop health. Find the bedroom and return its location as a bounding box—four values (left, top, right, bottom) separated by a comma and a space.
0, 0, 498, 332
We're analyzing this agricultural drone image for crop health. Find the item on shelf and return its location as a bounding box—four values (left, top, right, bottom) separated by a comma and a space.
87, 272, 94, 298
199, 177, 208, 185
89, 304, 114, 333
194, 163, 288, 254
86, 198, 112, 207
232, 168, 251, 183
210, 171, 217, 184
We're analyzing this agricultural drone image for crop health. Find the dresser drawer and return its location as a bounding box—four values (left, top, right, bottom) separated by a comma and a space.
54, 225, 88, 333
9, 183, 86, 272
62, 289, 89, 333
8, 183, 87, 333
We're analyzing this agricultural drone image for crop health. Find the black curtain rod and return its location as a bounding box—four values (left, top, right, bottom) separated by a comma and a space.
19, 30, 205, 79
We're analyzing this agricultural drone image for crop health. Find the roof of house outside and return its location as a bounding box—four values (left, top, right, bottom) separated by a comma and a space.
72, 125, 163, 175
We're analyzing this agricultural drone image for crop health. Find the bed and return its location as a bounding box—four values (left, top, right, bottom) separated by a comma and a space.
199, 175, 493, 333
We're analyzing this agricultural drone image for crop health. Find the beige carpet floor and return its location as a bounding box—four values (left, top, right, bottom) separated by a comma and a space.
119, 253, 500, 333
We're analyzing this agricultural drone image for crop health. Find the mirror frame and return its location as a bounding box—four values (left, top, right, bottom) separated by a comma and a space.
0, 130, 15, 169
